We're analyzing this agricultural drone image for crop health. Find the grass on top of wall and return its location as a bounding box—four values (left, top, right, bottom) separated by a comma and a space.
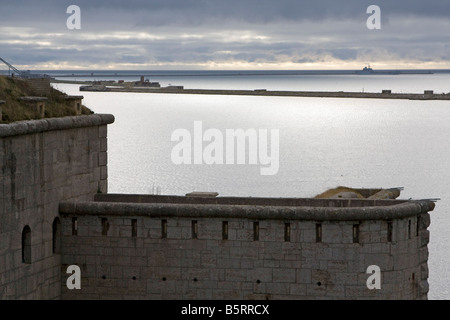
0, 75, 93, 123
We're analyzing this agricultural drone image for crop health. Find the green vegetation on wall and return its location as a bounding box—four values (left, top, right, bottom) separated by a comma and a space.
0, 76, 93, 123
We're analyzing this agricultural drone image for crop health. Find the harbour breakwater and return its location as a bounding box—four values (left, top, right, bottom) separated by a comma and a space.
79, 86, 450, 101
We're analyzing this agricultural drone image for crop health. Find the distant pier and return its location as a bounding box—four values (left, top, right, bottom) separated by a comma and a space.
78, 85, 450, 101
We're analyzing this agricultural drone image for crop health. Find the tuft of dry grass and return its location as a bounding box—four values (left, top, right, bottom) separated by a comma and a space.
0, 76, 93, 123
314, 186, 366, 199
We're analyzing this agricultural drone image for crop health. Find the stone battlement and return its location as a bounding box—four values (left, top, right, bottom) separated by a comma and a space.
58, 194, 433, 300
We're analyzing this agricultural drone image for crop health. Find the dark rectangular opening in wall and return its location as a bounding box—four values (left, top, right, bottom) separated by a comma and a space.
408, 220, 411, 239
253, 221, 259, 241
72, 217, 78, 236
161, 219, 167, 239
52, 218, 61, 254
316, 223, 322, 242
353, 224, 360, 243
387, 220, 393, 242
222, 221, 228, 240
416, 216, 420, 237
22, 226, 31, 264
101, 218, 108, 236
284, 223, 291, 242
132, 219, 137, 237
192, 220, 198, 239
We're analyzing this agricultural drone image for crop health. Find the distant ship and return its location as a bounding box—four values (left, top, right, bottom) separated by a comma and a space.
355, 65, 401, 75
357, 65, 374, 74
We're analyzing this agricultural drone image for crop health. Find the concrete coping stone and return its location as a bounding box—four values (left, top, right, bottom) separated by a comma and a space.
65, 95, 84, 100
0, 114, 115, 137
186, 192, 219, 198
59, 199, 434, 221
20, 96, 49, 101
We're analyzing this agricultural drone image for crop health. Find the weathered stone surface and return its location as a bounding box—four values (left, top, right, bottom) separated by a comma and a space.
0, 114, 114, 138
0, 114, 114, 300
59, 199, 433, 221
59, 207, 433, 300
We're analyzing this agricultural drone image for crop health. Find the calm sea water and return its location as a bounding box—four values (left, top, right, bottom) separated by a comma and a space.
53, 71, 450, 300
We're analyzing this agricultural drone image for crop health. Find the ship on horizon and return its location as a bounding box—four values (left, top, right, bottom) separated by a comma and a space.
356, 65, 401, 75
355, 65, 433, 75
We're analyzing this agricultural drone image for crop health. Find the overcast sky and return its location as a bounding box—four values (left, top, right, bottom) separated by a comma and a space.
1, 0, 450, 70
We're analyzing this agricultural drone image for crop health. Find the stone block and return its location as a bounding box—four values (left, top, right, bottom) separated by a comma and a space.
200, 254, 217, 268
419, 247, 429, 263
322, 223, 343, 243
224, 269, 247, 282
98, 180, 107, 194
420, 263, 429, 280
100, 138, 108, 152
264, 282, 290, 295
335, 272, 358, 286
419, 213, 431, 229
311, 269, 333, 288
273, 268, 296, 283
327, 260, 348, 273
289, 283, 306, 296
123, 267, 140, 279
98, 126, 107, 138
249, 268, 273, 283
419, 280, 429, 295
420, 230, 430, 247
262, 259, 279, 268
306, 283, 326, 297
100, 166, 108, 180
130, 256, 147, 267
98, 152, 107, 166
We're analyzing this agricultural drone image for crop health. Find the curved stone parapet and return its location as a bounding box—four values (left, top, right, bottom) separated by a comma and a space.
0, 113, 115, 137
59, 198, 434, 221
58, 196, 435, 300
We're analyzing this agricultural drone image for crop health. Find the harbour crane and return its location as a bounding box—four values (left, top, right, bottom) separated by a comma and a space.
0, 56, 51, 79
0, 56, 23, 77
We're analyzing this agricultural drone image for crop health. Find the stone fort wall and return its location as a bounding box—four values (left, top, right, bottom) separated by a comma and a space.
0, 114, 435, 300
0, 114, 114, 299
59, 195, 433, 300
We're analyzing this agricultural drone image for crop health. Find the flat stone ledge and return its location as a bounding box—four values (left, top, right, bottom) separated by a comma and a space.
65, 95, 84, 100
20, 96, 48, 102
0, 114, 115, 137
59, 199, 434, 221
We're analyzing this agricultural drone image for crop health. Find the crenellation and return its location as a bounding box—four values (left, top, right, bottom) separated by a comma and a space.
56, 200, 433, 299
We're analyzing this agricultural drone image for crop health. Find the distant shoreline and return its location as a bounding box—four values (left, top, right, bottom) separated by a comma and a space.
47, 70, 437, 78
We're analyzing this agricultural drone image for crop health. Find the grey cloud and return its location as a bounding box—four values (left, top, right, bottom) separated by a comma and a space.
1, 1, 450, 69
3, 0, 450, 28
